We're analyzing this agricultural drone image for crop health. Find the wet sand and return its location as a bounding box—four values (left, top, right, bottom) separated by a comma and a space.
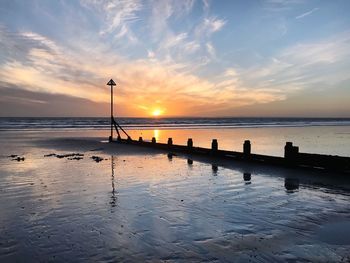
0, 131, 350, 262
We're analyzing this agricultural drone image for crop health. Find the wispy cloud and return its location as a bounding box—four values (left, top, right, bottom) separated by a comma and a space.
146, 0, 225, 71
295, 7, 319, 19
195, 17, 226, 37
206, 42, 216, 58
202, 0, 210, 12
242, 32, 350, 93
148, 0, 195, 39
80, 0, 142, 42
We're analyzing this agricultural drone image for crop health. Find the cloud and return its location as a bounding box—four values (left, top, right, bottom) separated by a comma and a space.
202, 0, 210, 12
241, 32, 350, 93
0, 27, 107, 101
171, 0, 196, 17
224, 68, 238, 77
163, 32, 188, 49
183, 41, 201, 53
0, 85, 108, 117
295, 7, 319, 19
148, 0, 194, 40
0, 26, 59, 63
195, 17, 226, 37
0, 26, 286, 117
206, 42, 215, 58
80, 0, 142, 42
147, 50, 155, 58
149, 0, 174, 39
144, 0, 224, 66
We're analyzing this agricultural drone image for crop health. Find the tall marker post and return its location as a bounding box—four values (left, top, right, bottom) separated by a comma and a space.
107, 79, 116, 142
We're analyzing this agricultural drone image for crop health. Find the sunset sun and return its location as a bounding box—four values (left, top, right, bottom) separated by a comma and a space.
151, 109, 163, 117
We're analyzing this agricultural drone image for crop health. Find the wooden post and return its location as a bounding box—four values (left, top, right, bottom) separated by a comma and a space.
243, 140, 251, 156
292, 146, 299, 156
212, 164, 218, 173
284, 178, 299, 191
187, 138, 193, 148
168, 138, 173, 146
243, 172, 251, 181
285, 142, 299, 164
284, 142, 293, 159
211, 139, 218, 151
152, 137, 156, 144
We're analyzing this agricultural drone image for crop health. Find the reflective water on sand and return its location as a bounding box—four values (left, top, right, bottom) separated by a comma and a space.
0, 131, 350, 262
2, 124, 350, 157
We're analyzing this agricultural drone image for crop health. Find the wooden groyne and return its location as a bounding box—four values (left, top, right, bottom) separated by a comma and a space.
110, 137, 350, 175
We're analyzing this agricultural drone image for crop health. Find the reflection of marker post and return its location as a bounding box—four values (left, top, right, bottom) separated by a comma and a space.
110, 155, 116, 207
107, 79, 116, 142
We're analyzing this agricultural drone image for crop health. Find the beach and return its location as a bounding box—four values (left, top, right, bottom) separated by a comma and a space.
2, 0, 350, 261
1, 123, 350, 262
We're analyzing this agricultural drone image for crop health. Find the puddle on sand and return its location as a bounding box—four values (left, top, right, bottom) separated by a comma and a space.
317, 221, 350, 245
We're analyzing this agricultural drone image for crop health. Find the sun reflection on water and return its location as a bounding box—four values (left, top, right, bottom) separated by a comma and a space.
153, 129, 160, 142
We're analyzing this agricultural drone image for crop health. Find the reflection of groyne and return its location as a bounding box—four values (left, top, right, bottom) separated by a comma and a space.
111, 137, 350, 174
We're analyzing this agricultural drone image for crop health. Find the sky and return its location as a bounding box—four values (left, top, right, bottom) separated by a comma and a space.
0, 0, 350, 117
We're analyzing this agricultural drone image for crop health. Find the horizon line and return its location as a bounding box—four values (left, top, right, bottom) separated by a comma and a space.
1, 116, 350, 119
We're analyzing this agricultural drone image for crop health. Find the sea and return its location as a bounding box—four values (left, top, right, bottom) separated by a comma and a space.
0, 117, 350, 130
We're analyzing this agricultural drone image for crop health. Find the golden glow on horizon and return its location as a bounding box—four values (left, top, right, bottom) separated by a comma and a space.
151, 109, 163, 117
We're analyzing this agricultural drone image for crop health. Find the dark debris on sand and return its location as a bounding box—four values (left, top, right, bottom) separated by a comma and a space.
44, 153, 56, 157
43, 152, 106, 162
67, 156, 84, 161
8, 155, 25, 161
91, 156, 104, 162
13, 157, 25, 161
44, 153, 84, 160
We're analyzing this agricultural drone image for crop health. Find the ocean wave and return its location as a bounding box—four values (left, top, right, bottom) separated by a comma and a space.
0, 117, 350, 131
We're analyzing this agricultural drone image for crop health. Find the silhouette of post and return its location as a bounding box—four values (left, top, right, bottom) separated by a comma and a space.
107, 79, 116, 142
284, 178, 299, 191
211, 139, 218, 151
187, 138, 193, 148
243, 172, 251, 181
243, 140, 251, 157
284, 142, 293, 159
284, 142, 299, 164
